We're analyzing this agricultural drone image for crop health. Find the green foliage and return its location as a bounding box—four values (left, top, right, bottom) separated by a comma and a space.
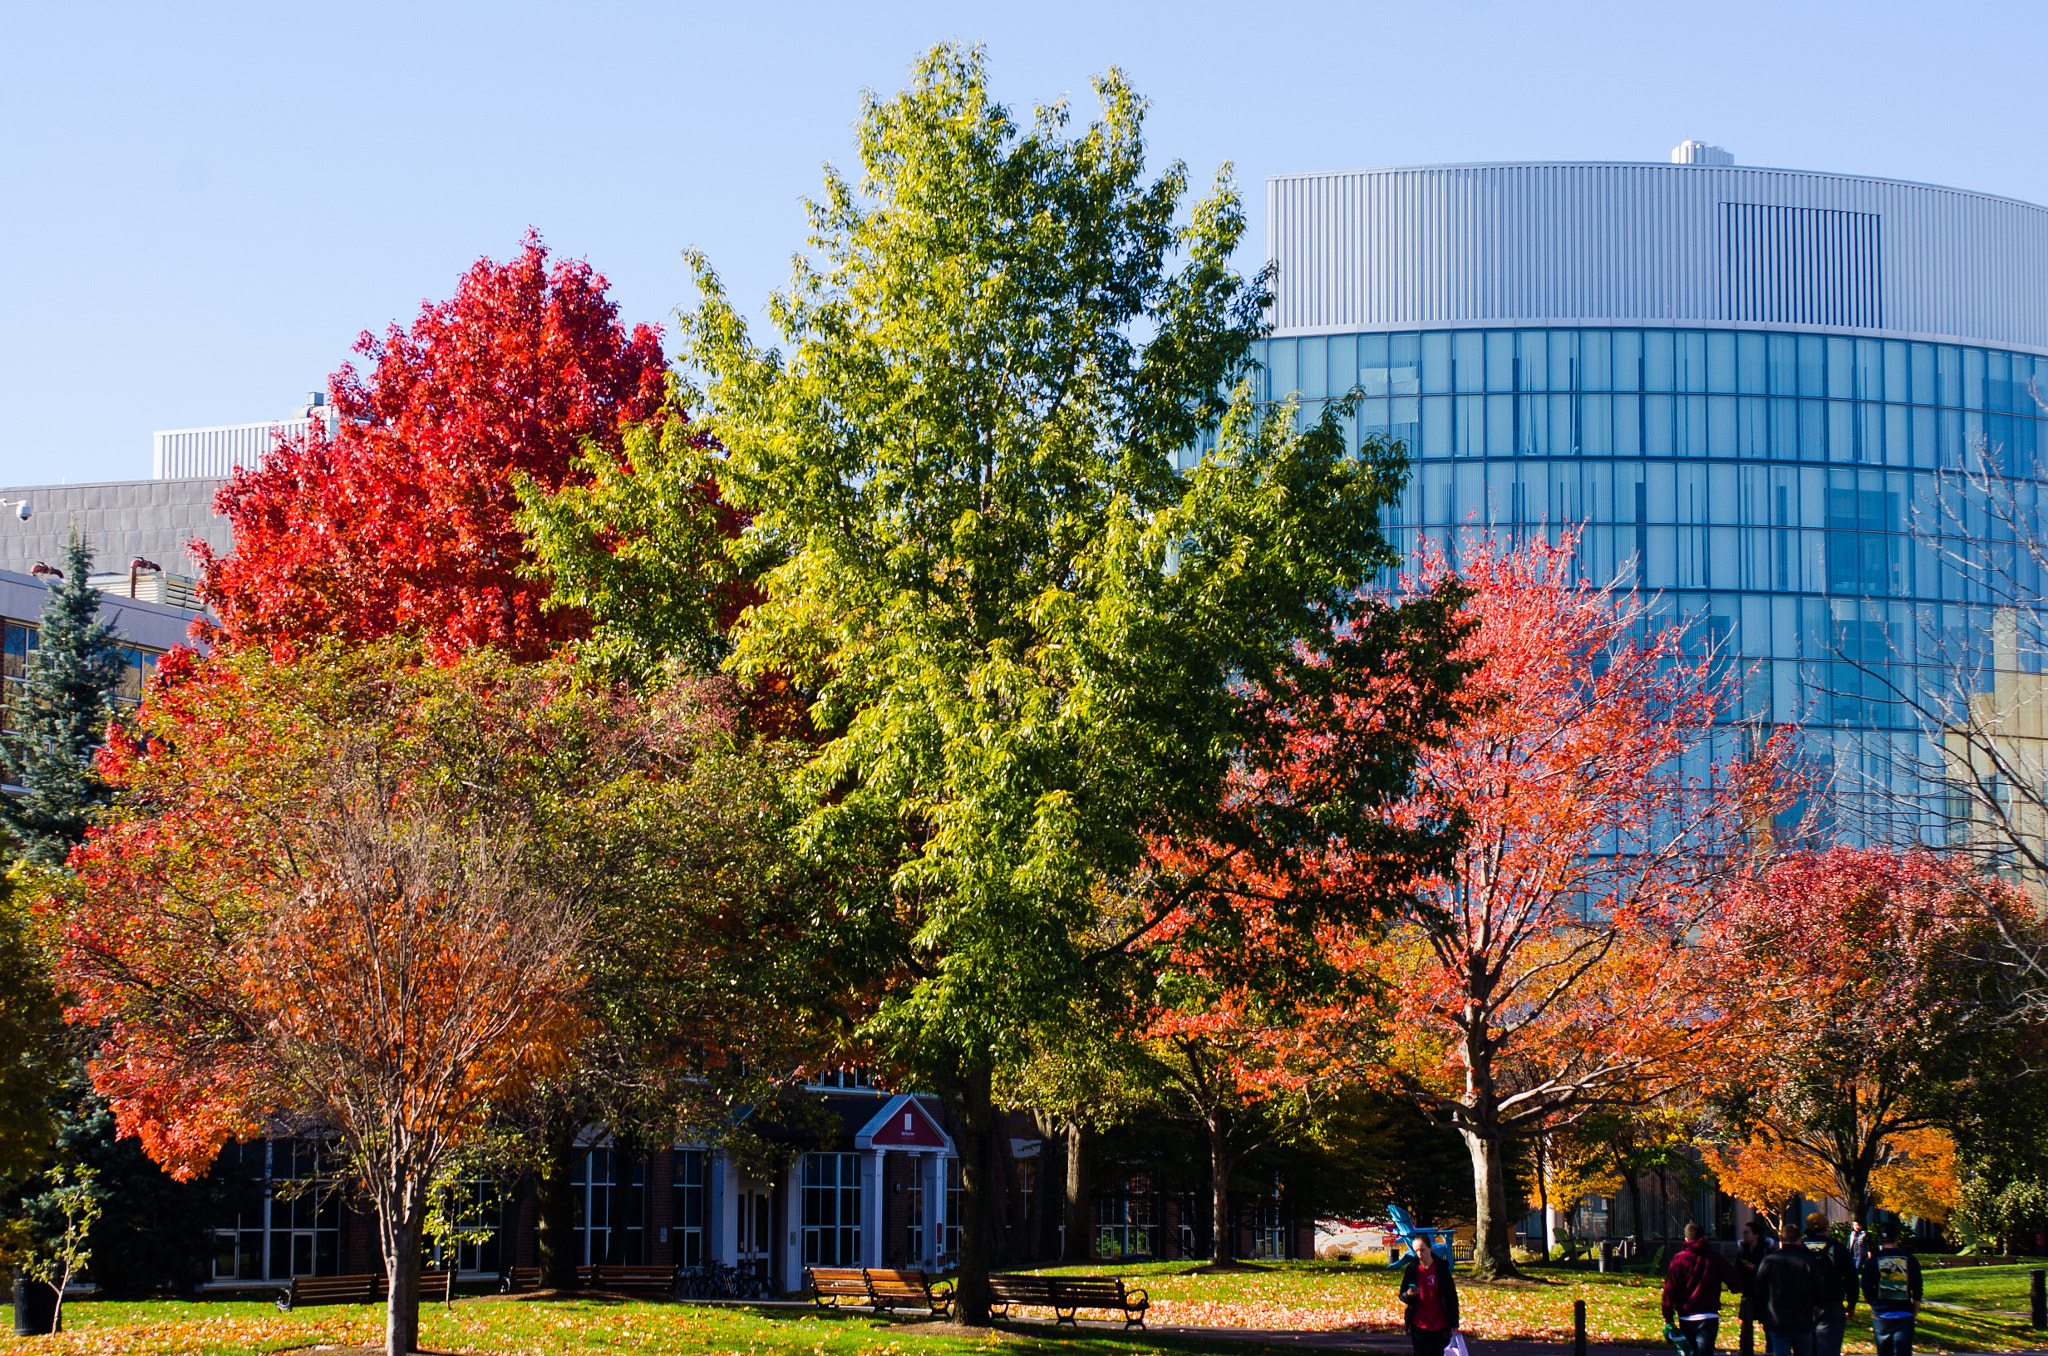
0, 531, 123, 865
21, 1161, 100, 1325
1285, 1087, 1474, 1226
0, 866, 63, 1182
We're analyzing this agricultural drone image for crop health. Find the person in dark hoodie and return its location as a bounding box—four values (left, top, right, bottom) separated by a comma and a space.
1749, 1220, 1820, 1356
1398, 1234, 1461, 1356
1799, 1213, 1859, 1356
1736, 1217, 1774, 1333
1859, 1224, 1922, 1356
1663, 1222, 1745, 1356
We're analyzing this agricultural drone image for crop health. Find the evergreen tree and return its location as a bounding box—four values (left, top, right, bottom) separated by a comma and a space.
1, 531, 123, 864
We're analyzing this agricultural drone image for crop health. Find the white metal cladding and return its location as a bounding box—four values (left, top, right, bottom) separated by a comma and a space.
1267, 162, 2048, 349
152, 419, 309, 479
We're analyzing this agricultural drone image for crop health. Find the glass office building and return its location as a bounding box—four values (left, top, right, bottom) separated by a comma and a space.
1253, 154, 2048, 837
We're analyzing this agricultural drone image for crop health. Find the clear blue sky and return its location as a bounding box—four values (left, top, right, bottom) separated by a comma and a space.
6, 0, 2046, 486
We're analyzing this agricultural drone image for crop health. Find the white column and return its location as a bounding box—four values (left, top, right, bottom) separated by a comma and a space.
926, 1154, 942, 1267
869, 1149, 887, 1267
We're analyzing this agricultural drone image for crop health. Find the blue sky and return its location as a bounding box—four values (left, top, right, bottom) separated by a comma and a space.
5, 0, 2045, 486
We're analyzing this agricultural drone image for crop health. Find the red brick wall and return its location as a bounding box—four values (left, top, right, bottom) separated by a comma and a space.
648, 1148, 675, 1266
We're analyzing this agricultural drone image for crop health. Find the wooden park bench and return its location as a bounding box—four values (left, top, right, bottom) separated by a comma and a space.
499, 1265, 542, 1293
864, 1268, 953, 1317
1049, 1276, 1149, 1329
988, 1272, 1057, 1317
578, 1264, 680, 1299
276, 1272, 381, 1310
806, 1266, 871, 1309
383, 1268, 455, 1304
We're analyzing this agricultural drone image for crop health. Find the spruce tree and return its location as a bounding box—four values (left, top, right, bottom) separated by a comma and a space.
1, 530, 122, 864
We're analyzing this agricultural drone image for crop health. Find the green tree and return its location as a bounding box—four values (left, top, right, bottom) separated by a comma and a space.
0, 869, 63, 1182
1, 530, 123, 865
529, 45, 1463, 1320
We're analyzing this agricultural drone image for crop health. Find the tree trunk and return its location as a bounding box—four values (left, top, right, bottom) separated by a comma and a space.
537, 1121, 582, 1289
1461, 1128, 1520, 1280
1627, 1172, 1647, 1244
379, 1181, 427, 1356
1062, 1121, 1091, 1263
1536, 1136, 1552, 1261
954, 1062, 996, 1326
1208, 1115, 1233, 1265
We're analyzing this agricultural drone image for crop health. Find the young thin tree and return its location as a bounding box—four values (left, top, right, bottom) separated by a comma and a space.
529, 46, 1466, 1321
52, 645, 758, 1356
1, 530, 123, 865
1356, 535, 1787, 1278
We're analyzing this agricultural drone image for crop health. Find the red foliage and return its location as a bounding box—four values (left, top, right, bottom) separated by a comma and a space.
197, 232, 668, 660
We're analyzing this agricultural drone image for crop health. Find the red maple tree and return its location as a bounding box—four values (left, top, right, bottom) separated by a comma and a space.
197, 233, 668, 659
1348, 534, 1787, 1277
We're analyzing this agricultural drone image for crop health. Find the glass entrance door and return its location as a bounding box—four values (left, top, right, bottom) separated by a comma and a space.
735, 1188, 772, 1283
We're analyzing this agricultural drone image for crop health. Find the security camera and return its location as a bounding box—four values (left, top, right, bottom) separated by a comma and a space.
14, 500, 28, 521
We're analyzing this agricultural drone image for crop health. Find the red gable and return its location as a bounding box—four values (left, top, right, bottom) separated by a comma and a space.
858, 1096, 950, 1150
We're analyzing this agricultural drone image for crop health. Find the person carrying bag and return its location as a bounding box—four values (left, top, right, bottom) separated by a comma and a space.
1399, 1235, 1464, 1356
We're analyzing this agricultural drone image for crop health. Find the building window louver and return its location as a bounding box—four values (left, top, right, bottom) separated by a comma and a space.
1722, 203, 1883, 330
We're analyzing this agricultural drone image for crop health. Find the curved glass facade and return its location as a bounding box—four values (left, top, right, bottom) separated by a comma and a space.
1250, 326, 2048, 840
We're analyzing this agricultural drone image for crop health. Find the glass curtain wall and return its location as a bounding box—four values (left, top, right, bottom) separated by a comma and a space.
1253, 326, 2048, 843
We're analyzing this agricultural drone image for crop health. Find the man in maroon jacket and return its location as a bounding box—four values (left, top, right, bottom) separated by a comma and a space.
1665, 1222, 1746, 1356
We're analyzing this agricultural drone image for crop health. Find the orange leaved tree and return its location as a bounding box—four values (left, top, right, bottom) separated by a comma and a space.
48, 644, 697, 1356
1360, 535, 1787, 1277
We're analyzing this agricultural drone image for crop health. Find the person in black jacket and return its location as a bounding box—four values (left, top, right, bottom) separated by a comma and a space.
1398, 1236, 1461, 1356
1859, 1224, 1922, 1356
1799, 1213, 1859, 1356
1749, 1221, 1820, 1356
1736, 1219, 1775, 1331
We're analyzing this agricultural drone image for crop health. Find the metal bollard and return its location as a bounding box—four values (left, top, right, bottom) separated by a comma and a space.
1574, 1298, 1587, 1356
2031, 1268, 2045, 1330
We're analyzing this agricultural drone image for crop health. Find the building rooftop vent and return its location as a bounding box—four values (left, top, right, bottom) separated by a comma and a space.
1672, 140, 1734, 166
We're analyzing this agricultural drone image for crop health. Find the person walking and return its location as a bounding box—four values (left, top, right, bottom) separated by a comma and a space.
1750, 1221, 1820, 1356
1736, 1218, 1775, 1348
1846, 1221, 1870, 1271
1860, 1224, 1922, 1356
1799, 1213, 1859, 1356
1664, 1222, 1744, 1356
1398, 1235, 1461, 1356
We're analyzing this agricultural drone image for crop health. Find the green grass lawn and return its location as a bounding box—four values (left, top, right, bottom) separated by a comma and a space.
12, 1260, 2048, 1356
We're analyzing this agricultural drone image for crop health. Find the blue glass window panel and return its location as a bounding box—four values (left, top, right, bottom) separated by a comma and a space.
1454, 394, 1485, 456
1269, 340, 1297, 399
1577, 395, 1610, 456
1421, 395, 1451, 456
1517, 396, 1549, 456
1361, 397, 1391, 438
1770, 398, 1799, 460
1488, 460, 1517, 523
1645, 525, 1677, 589
1644, 329, 1675, 392
1360, 333, 1389, 396
1299, 336, 1328, 399
1827, 337, 1855, 399
1551, 460, 1584, 523
1423, 332, 1452, 393
1767, 333, 1798, 396
1707, 396, 1736, 457
1453, 331, 1484, 392
1455, 461, 1485, 526
1988, 348, 2013, 413
1485, 331, 1515, 392
1391, 396, 1421, 453
1581, 330, 1613, 391
1612, 330, 1643, 392
1797, 400, 1826, 461
1885, 404, 1910, 467
1390, 334, 1421, 396
1710, 526, 1740, 589
1937, 346, 1962, 408
1646, 394, 1673, 457
1799, 466, 1827, 528
1549, 330, 1579, 391
1709, 463, 1738, 524
1551, 391, 1577, 454
1677, 332, 1709, 393
1737, 397, 1769, 459
1738, 333, 1768, 394
1612, 394, 1642, 456
1795, 336, 1825, 397
1420, 462, 1452, 524
1647, 461, 1677, 523
1678, 395, 1709, 457
1963, 345, 1985, 410
1909, 343, 1935, 408
1488, 394, 1515, 456
1853, 339, 1883, 402
1678, 462, 1707, 525
1937, 407, 1962, 470
1708, 332, 1737, 393
1517, 331, 1548, 392
1328, 334, 1357, 397
1883, 341, 1909, 406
